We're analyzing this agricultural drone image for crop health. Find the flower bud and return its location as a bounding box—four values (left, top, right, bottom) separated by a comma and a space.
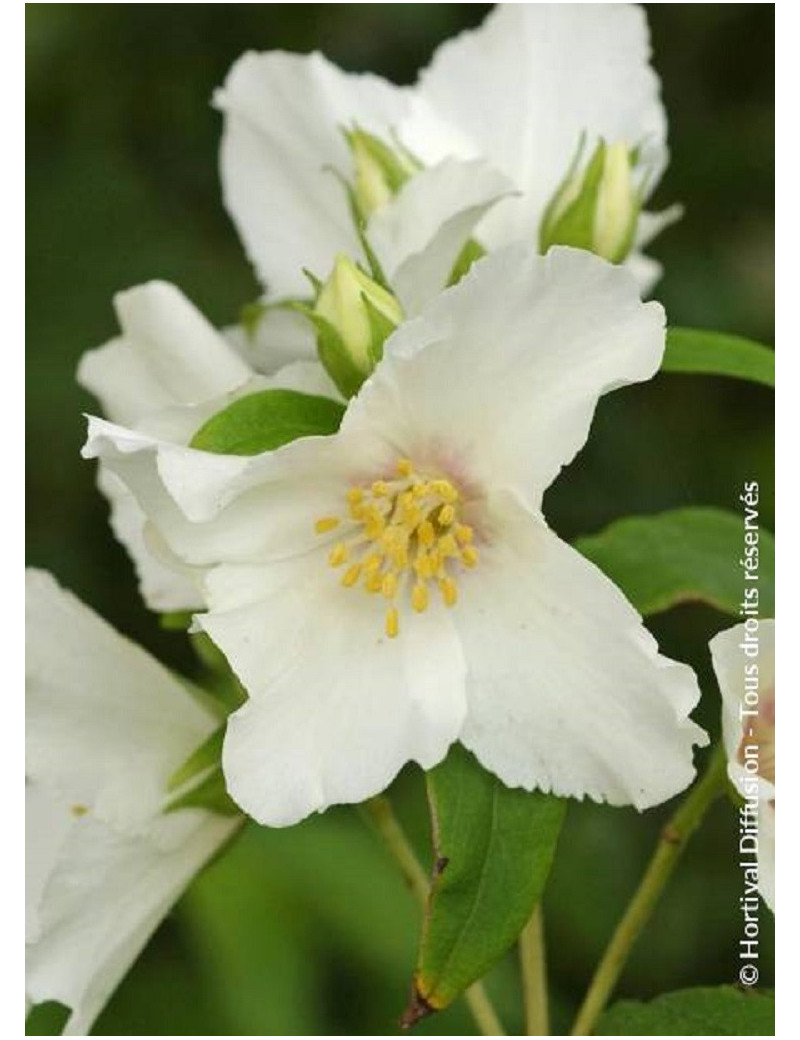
539, 139, 641, 263
312, 255, 403, 396
345, 127, 418, 220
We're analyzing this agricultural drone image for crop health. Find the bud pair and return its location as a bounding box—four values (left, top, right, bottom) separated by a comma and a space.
539, 138, 642, 264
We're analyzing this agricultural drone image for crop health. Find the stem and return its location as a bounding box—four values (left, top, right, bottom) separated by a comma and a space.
519, 904, 549, 1035
362, 795, 506, 1036
570, 748, 728, 1036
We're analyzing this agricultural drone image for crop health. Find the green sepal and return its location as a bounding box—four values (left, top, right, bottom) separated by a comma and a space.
291, 302, 368, 400
159, 610, 193, 631
447, 237, 486, 286
362, 291, 398, 367
344, 125, 416, 195
168, 724, 225, 792
190, 388, 345, 456
540, 140, 606, 255
165, 765, 239, 817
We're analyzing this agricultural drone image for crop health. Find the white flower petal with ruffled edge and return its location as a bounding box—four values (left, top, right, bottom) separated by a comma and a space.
78, 282, 251, 426
199, 550, 465, 827
215, 50, 412, 298
26, 569, 215, 830
403, 4, 667, 252
26, 795, 236, 1037
366, 157, 515, 315
97, 467, 204, 612
452, 493, 704, 809
84, 413, 392, 566
344, 245, 664, 510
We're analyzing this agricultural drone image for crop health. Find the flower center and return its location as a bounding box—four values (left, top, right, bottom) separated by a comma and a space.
314, 457, 478, 638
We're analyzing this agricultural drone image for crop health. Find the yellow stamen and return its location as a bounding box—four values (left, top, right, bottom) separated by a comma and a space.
418, 520, 435, 548
411, 583, 429, 613
440, 577, 458, 607
314, 456, 480, 637
439, 504, 455, 527
315, 516, 341, 534
342, 563, 362, 587
461, 545, 479, 568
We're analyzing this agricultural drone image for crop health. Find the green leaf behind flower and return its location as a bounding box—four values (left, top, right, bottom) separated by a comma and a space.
406, 746, 565, 1021
190, 389, 345, 456
662, 327, 775, 388
596, 986, 774, 1035
575, 507, 774, 617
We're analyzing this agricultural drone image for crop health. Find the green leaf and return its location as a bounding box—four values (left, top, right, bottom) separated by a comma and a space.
190, 389, 345, 456
407, 746, 565, 1018
597, 986, 774, 1035
575, 507, 775, 618
168, 724, 225, 792
662, 327, 775, 388
165, 766, 239, 817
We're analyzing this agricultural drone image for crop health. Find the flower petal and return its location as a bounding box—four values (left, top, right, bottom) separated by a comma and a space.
84, 414, 391, 566
78, 282, 251, 425
97, 467, 204, 612
26, 792, 237, 1036
25, 570, 216, 830
404, 4, 667, 248
344, 245, 665, 509
215, 51, 410, 297
223, 305, 317, 377
366, 157, 515, 314
201, 552, 466, 826
710, 619, 775, 802
455, 494, 705, 809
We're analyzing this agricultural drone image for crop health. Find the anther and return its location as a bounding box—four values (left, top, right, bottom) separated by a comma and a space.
440, 577, 458, 607
381, 572, 399, 599
411, 583, 429, 613
342, 563, 362, 587
328, 543, 349, 567
386, 607, 399, 638
439, 504, 456, 526
461, 545, 479, 568
397, 458, 414, 478
314, 516, 341, 534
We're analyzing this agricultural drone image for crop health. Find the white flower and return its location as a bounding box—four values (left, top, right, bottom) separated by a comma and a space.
26, 569, 240, 1034
84, 246, 705, 827
78, 280, 336, 611
710, 620, 775, 911
216, 3, 673, 299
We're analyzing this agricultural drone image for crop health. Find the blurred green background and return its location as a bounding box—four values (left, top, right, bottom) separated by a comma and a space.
26, 4, 774, 1035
